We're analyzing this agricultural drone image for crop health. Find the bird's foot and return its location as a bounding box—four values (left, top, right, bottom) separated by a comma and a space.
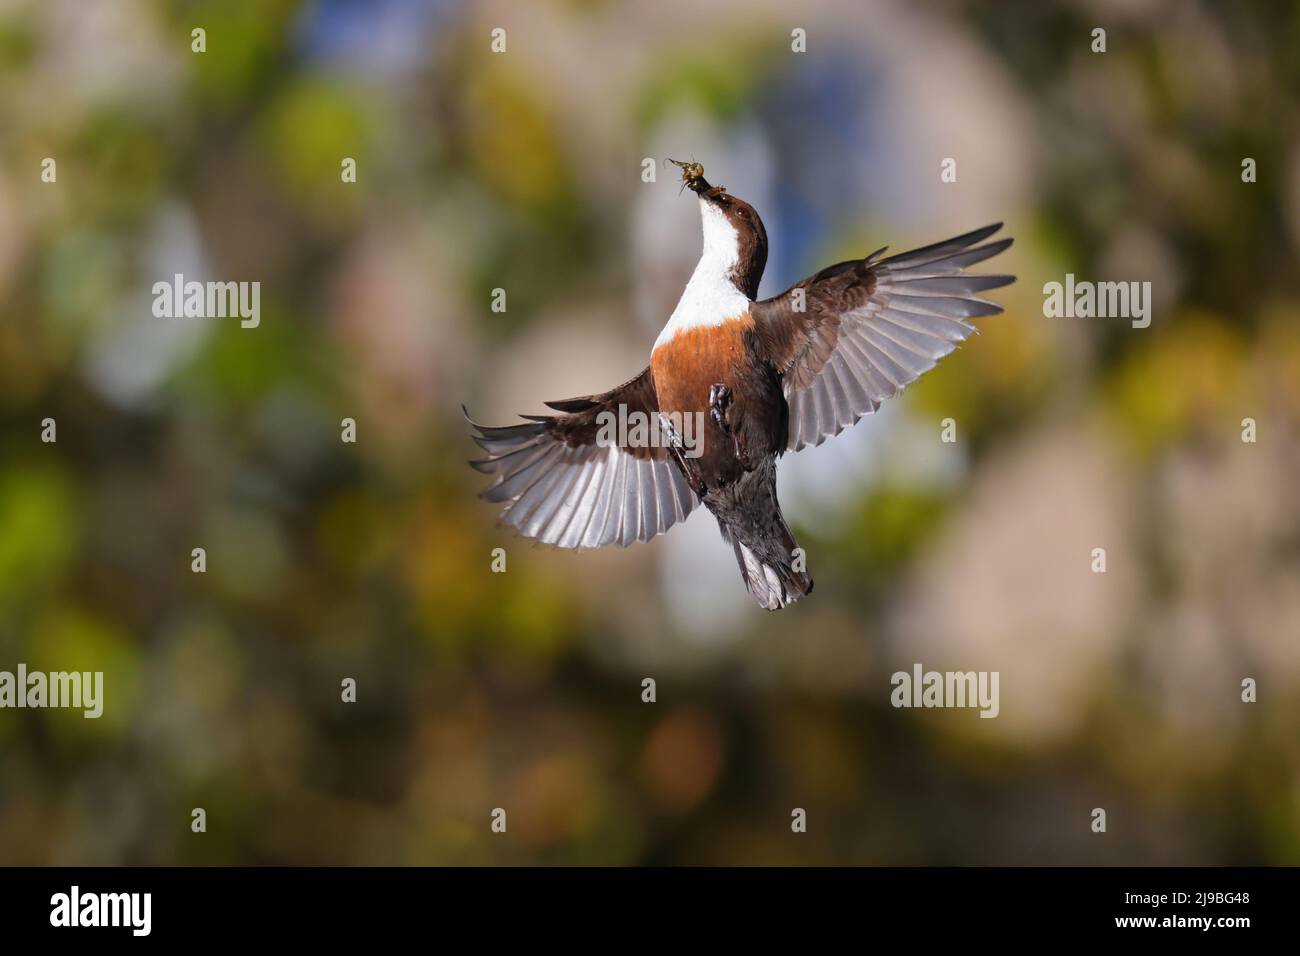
709, 383, 733, 433
659, 411, 707, 496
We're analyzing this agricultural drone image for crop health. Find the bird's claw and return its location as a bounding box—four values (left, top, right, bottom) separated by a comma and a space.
709, 383, 733, 433
659, 411, 707, 496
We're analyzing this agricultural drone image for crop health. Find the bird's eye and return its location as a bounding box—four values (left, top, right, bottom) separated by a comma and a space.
736, 208, 748, 219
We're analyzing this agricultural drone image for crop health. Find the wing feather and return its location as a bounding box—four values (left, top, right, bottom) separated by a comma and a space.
753, 224, 1014, 451
467, 367, 700, 548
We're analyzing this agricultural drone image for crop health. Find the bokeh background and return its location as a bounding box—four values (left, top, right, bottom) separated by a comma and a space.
2, 0, 1299, 865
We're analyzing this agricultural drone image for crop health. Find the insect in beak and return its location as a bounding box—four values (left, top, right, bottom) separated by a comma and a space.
664, 158, 724, 197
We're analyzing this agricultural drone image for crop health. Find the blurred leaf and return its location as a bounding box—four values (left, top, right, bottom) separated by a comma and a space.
1104, 313, 1246, 455
0, 464, 77, 607
255, 77, 371, 216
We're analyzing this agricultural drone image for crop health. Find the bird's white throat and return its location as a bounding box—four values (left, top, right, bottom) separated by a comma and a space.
653, 199, 751, 350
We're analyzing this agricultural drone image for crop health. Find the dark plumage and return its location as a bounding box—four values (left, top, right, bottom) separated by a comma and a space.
468, 165, 1014, 609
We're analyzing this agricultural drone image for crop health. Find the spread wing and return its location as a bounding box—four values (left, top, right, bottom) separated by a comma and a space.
466, 367, 699, 549
752, 223, 1014, 451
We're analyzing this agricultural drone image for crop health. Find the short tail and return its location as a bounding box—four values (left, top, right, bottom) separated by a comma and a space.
724, 517, 813, 611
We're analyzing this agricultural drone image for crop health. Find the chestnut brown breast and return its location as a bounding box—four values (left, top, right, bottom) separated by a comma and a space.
651, 314, 786, 490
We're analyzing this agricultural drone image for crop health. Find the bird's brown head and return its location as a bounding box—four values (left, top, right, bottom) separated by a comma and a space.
667, 158, 768, 299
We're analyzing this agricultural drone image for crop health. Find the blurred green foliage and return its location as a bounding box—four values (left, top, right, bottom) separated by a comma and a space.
0, 0, 1297, 866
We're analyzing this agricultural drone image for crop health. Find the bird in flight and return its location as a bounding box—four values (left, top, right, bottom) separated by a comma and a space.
467, 160, 1014, 610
